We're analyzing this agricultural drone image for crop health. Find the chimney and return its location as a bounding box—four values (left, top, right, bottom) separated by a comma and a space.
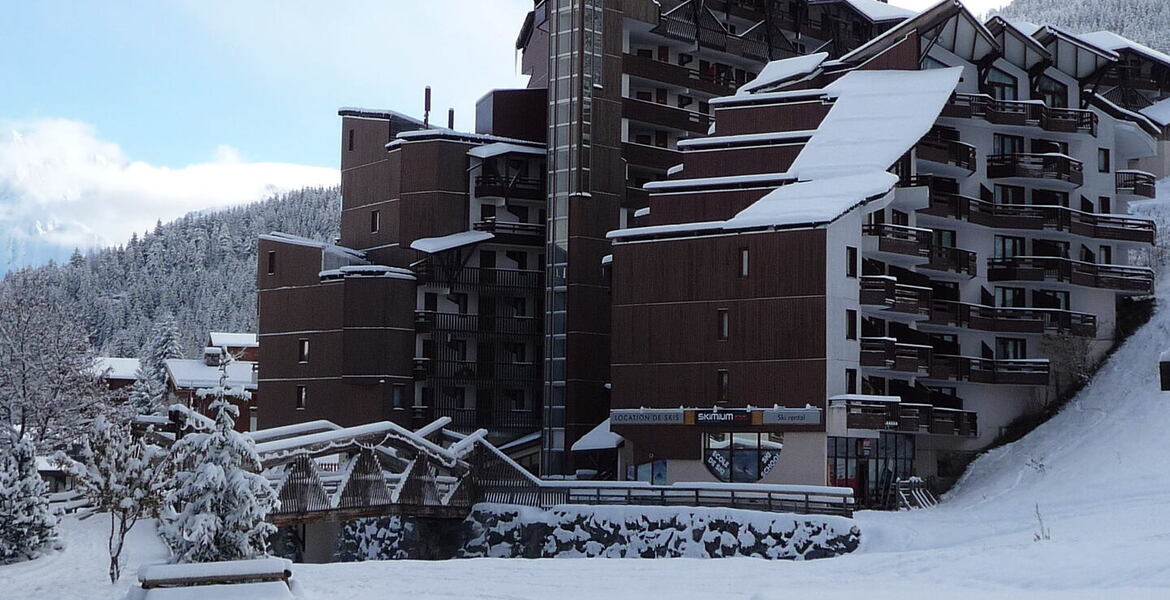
203, 346, 224, 367
447, 108, 455, 129
424, 86, 432, 128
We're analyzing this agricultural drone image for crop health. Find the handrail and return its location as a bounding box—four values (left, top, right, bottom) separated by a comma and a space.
924, 189, 1155, 243
945, 93, 1097, 135
987, 153, 1084, 186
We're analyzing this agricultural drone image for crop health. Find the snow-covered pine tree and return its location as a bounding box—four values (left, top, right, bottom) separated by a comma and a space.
0, 437, 59, 564
63, 416, 171, 582
994, 0, 1170, 53
128, 314, 184, 414
160, 360, 277, 563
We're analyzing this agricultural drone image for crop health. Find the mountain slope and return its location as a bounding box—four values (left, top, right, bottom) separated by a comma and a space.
994, 0, 1170, 53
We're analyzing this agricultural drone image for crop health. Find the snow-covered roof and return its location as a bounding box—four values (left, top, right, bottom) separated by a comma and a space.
467, 142, 545, 159
1140, 97, 1170, 127
410, 230, 494, 254
319, 265, 417, 281
571, 418, 625, 452
259, 232, 364, 258
93, 357, 139, 380
209, 332, 258, 349
1003, 18, 1041, 36
165, 359, 257, 391
337, 107, 426, 126
737, 52, 828, 95
813, 0, 916, 22
676, 130, 816, 150
633, 207, 650, 218
789, 67, 963, 179
724, 172, 897, 230
497, 430, 541, 452
247, 421, 342, 444
829, 394, 902, 404
1078, 31, 1170, 70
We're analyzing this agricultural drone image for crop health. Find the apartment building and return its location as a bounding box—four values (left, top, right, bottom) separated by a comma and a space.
604, 0, 1162, 505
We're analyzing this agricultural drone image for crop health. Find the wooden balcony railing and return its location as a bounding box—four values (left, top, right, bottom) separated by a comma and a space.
942, 93, 1098, 136
927, 300, 1097, 337
987, 256, 1154, 293
622, 142, 683, 171
622, 53, 739, 96
413, 265, 544, 290
988, 153, 1084, 187
928, 355, 1050, 386
922, 190, 1155, 244
1116, 170, 1158, 199
415, 311, 542, 337
917, 136, 977, 172
622, 97, 712, 134
474, 175, 544, 201
473, 218, 544, 243
860, 337, 932, 375
839, 398, 977, 438
414, 358, 541, 383
862, 223, 932, 259
925, 246, 978, 276
859, 276, 932, 316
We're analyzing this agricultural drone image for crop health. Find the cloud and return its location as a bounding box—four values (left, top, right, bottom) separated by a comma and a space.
0, 118, 338, 269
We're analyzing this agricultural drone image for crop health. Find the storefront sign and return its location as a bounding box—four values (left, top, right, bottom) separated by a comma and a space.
691, 409, 752, 426
760, 407, 822, 425
703, 450, 732, 481
611, 409, 685, 425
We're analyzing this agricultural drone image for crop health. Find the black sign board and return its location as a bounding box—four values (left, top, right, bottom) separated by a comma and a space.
693, 409, 751, 426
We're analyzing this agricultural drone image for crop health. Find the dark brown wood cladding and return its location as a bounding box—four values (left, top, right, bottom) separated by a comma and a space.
398, 191, 470, 246
647, 188, 770, 226
257, 238, 325, 290
856, 30, 920, 71
714, 101, 830, 137
682, 145, 803, 179
340, 117, 398, 172
611, 360, 827, 412
340, 199, 398, 256
258, 283, 344, 334
475, 88, 547, 143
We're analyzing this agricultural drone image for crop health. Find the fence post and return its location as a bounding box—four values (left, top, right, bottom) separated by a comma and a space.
803, 493, 810, 515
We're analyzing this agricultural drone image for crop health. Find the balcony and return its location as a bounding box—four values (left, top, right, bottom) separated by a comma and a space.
860, 337, 932, 375
622, 97, 712, 134
837, 398, 978, 437
928, 355, 1050, 386
924, 246, 978, 277
942, 93, 1098, 136
862, 223, 932, 261
987, 256, 1154, 294
473, 218, 544, 246
622, 53, 739, 96
922, 190, 1155, 244
415, 311, 542, 338
917, 136, 977, 174
859, 276, 932, 317
474, 175, 544, 201
987, 153, 1084, 188
926, 301, 1097, 337
622, 142, 682, 172
414, 265, 544, 291
415, 358, 541, 383
1116, 170, 1157, 199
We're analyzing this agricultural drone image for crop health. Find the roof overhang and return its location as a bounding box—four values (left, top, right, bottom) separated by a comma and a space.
1033, 25, 1119, 81
985, 16, 1051, 71
841, 0, 999, 68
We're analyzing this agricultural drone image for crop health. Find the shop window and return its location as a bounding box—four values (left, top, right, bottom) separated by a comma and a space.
827, 433, 915, 507
703, 432, 784, 483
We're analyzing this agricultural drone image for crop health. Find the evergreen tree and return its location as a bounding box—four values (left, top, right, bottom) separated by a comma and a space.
159, 361, 277, 563
64, 416, 171, 582
0, 437, 59, 564
994, 0, 1170, 53
128, 314, 184, 414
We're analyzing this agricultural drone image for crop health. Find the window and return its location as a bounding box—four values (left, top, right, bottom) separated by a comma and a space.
266, 250, 276, 275
370, 209, 380, 233
444, 387, 467, 409
296, 386, 307, 410
717, 370, 730, 403
298, 339, 309, 363
846, 309, 857, 340
996, 286, 1027, 308
1033, 289, 1069, 310
424, 292, 438, 312
1099, 196, 1112, 214
392, 384, 405, 409
1032, 139, 1067, 155
1037, 75, 1068, 108
846, 246, 858, 278
738, 248, 749, 278
996, 337, 1028, 360
988, 67, 1018, 101
993, 134, 1024, 155
1098, 148, 1111, 173
891, 210, 909, 226
703, 432, 784, 483
1099, 245, 1113, 264
994, 235, 1025, 259
933, 230, 956, 248
846, 368, 857, 395
347, 128, 355, 152
718, 308, 729, 341
828, 433, 915, 506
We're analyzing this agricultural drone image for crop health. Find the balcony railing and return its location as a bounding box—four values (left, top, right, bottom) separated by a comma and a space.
859, 276, 932, 317
862, 223, 932, 259
942, 93, 1098, 136
840, 399, 977, 437
473, 218, 544, 243
917, 136, 977, 172
1116, 170, 1157, 199
987, 153, 1084, 187
414, 265, 544, 291
474, 175, 544, 201
922, 190, 1155, 244
987, 256, 1154, 293
860, 337, 932, 375
927, 300, 1097, 337
622, 142, 683, 171
622, 53, 739, 96
928, 355, 1050, 386
414, 358, 541, 383
622, 97, 712, 134
925, 246, 978, 276
415, 311, 542, 337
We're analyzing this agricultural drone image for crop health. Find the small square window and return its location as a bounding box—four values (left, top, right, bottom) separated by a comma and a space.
296, 386, 307, 410
738, 248, 749, 278
266, 250, 276, 275
298, 339, 309, 363
370, 209, 380, 233
1098, 148, 1111, 174
846, 309, 857, 340
717, 308, 729, 341
392, 384, 405, 409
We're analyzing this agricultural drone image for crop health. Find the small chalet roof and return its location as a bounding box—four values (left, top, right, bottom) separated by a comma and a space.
409, 230, 494, 254
94, 357, 140, 380
985, 16, 1051, 71
1033, 26, 1120, 80
571, 418, 624, 452
209, 332, 258, 349
737, 52, 828, 95
165, 359, 257, 391
467, 142, 545, 160
841, 0, 997, 67
1078, 31, 1170, 70
1141, 97, 1170, 127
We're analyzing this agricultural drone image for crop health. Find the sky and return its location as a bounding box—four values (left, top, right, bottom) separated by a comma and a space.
0, 0, 1012, 270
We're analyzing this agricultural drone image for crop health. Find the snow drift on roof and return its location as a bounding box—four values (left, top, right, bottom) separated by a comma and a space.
165, 359, 256, 391
409, 230, 494, 254
94, 357, 139, 380
337, 107, 426, 125
1078, 31, 1170, 69
571, 418, 624, 452
737, 52, 829, 95
259, 232, 366, 259
467, 142, 545, 159
819, 0, 916, 22
725, 172, 897, 230
209, 332, 258, 348
788, 67, 963, 180
1141, 97, 1170, 127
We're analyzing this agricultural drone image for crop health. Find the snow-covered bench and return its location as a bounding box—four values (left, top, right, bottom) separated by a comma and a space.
128, 558, 294, 600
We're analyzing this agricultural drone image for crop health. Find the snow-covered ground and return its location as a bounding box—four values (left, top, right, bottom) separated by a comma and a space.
5, 185, 1170, 599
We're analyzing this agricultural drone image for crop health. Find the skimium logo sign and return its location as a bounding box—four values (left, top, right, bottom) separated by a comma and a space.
694, 410, 751, 425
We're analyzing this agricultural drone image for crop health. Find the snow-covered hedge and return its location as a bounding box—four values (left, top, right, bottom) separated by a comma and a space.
332, 503, 860, 561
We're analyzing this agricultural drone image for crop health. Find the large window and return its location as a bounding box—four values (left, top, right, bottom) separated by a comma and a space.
1038, 75, 1068, 108
988, 67, 1018, 101
828, 433, 915, 507
996, 286, 1027, 308
994, 235, 1026, 259
703, 432, 784, 483
996, 337, 1028, 360
993, 134, 1024, 155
